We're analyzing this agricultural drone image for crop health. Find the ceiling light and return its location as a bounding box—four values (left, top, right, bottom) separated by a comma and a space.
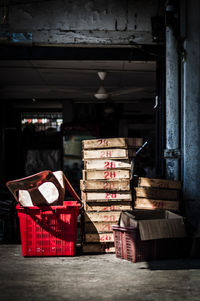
97, 71, 107, 81
94, 86, 109, 100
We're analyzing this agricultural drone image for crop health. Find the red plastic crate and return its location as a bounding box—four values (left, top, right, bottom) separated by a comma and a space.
112, 225, 189, 262
17, 201, 81, 256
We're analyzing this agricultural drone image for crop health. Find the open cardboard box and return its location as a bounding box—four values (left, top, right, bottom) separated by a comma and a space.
119, 209, 186, 241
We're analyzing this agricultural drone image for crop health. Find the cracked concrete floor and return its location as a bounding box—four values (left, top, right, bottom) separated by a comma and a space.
0, 245, 200, 301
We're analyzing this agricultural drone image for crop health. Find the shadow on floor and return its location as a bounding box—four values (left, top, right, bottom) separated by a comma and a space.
140, 258, 200, 270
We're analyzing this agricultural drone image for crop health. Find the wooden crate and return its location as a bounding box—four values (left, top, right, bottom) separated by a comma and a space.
85, 232, 114, 243
82, 148, 136, 160
85, 221, 117, 233
80, 179, 130, 192
136, 177, 182, 190
85, 211, 121, 222
81, 191, 132, 202
84, 201, 132, 212
82, 138, 143, 149
134, 198, 179, 210
82, 169, 131, 180
82, 243, 115, 254
135, 187, 180, 201
84, 159, 132, 170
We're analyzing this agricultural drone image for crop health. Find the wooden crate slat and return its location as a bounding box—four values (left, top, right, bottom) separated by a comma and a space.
82, 243, 115, 254
80, 179, 130, 192
84, 202, 132, 212
84, 159, 132, 170
137, 177, 182, 190
82, 169, 131, 180
82, 138, 143, 149
81, 191, 132, 201
84, 198, 132, 203
135, 198, 179, 210
83, 148, 136, 160
85, 222, 117, 233
85, 232, 114, 243
85, 211, 121, 222
135, 187, 179, 200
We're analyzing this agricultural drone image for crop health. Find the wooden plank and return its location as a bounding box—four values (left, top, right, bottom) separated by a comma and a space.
85, 211, 121, 222
84, 202, 132, 212
80, 180, 130, 192
85, 233, 114, 243
81, 191, 132, 201
85, 222, 117, 233
84, 159, 132, 170
135, 187, 180, 200
134, 198, 179, 210
137, 177, 182, 190
84, 198, 131, 203
82, 243, 115, 254
82, 169, 131, 180
82, 138, 143, 149
83, 148, 136, 160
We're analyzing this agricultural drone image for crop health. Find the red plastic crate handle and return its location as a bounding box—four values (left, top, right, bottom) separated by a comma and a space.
6, 170, 65, 206
63, 174, 82, 207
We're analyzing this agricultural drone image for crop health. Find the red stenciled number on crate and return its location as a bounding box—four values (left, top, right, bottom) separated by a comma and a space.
100, 234, 112, 242
153, 201, 164, 209
103, 182, 117, 190
105, 193, 117, 199
101, 224, 112, 231
104, 215, 116, 222
104, 161, 116, 169
106, 151, 112, 157
100, 150, 112, 158
158, 182, 169, 189
103, 206, 116, 211
104, 171, 116, 179
97, 139, 109, 146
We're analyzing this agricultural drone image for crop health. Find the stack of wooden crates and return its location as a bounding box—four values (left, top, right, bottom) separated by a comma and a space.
134, 177, 181, 211
80, 137, 143, 254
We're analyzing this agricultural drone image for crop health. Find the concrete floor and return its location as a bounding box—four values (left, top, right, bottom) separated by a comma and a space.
0, 245, 200, 301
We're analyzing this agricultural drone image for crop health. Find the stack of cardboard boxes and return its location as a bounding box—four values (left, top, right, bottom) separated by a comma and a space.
80, 138, 143, 254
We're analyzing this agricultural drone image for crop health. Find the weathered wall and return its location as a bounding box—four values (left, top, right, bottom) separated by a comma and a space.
182, 0, 200, 228
1, 0, 165, 45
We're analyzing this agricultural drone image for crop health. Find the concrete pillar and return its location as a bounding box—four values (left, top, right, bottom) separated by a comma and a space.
165, 3, 180, 180
182, 0, 200, 227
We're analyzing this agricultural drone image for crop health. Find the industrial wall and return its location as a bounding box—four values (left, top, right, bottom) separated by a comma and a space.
0, 0, 165, 45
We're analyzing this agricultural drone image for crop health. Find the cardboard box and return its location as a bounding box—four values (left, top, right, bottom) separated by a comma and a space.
119, 210, 186, 240
113, 210, 188, 262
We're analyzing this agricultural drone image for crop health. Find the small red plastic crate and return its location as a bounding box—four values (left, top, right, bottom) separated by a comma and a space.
112, 225, 189, 263
17, 201, 81, 256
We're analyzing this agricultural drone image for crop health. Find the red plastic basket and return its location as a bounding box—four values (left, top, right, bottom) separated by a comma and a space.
17, 201, 81, 256
112, 225, 189, 263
